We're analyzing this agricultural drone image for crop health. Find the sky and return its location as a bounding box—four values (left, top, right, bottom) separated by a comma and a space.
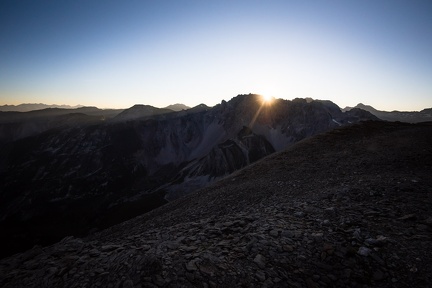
1, 0, 431, 111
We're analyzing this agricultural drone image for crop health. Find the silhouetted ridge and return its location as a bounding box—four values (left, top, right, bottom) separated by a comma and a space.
164, 103, 191, 111
343, 103, 432, 123
112, 104, 173, 122
0, 94, 377, 258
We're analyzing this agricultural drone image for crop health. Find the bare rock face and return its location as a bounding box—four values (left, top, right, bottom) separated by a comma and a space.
0, 94, 376, 258
1, 121, 431, 287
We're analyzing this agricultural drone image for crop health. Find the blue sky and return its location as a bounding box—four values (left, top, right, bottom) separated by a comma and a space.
1, 0, 431, 110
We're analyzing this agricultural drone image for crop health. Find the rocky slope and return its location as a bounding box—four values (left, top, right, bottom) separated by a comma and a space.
0, 94, 376, 258
343, 103, 432, 123
1, 121, 431, 287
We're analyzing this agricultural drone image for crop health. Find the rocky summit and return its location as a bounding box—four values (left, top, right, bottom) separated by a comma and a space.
0, 94, 376, 258
1, 121, 431, 287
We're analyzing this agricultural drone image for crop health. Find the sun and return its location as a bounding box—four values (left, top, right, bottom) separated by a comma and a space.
261, 94, 273, 104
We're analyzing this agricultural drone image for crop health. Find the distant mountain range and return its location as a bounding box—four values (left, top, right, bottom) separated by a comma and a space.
0, 106, 124, 143
4, 102, 430, 123
343, 103, 432, 123
0, 103, 191, 113
0, 103, 85, 112
0, 94, 377, 258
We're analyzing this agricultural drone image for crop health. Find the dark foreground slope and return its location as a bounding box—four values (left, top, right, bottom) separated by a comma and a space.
1, 121, 432, 287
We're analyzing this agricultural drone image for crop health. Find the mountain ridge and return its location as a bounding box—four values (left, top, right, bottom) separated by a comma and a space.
0, 94, 377, 258
164, 103, 191, 111
0, 106, 124, 143
1, 120, 431, 287
0, 102, 192, 113
343, 103, 432, 123
0, 103, 85, 112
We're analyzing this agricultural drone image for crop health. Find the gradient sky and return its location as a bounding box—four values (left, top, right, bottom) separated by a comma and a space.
1, 0, 431, 111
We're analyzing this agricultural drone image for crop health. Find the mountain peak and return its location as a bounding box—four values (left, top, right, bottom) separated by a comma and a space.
112, 104, 173, 122
349, 103, 432, 122
164, 103, 191, 111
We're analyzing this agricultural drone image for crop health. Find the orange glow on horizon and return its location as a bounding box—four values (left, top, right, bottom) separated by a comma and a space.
261, 94, 274, 105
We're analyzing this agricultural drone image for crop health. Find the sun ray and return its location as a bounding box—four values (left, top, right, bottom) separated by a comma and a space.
249, 94, 274, 128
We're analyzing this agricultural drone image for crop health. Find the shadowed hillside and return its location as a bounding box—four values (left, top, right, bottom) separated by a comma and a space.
1, 121, 431, 287
0, 94, 376, 258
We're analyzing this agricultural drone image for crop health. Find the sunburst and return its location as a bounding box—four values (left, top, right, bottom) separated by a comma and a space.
261, 94, 273, 104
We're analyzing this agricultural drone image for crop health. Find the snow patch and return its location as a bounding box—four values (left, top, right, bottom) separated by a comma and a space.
332, 119, 342, 126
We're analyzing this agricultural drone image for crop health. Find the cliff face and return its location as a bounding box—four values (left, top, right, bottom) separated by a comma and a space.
0, 94, 377, 258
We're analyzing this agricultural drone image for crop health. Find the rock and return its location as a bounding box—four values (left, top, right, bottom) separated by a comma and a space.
254, 254, 266, 269
283, 245, 294, 252
422, 217, 432, 226
101, 245, 120, 252
365, 235, 388, 247
153, 274, 165, 286
306, 278, 319, 288
370, 253, 385, 265
324, 207, 337, 217
416, 224, 429, 231
47, 267, 58, 275
185, 272, 195, 282
281, 230, 294, 238
186, 259, 199, 272
89, 249, 100, 257
294, 212, 305, 218
138, 245, 151, 251
373, 269, 385, 281
357, 247, 372, 257
398, 214, 417, 221
180, 245, 198, 252
223, 221, 233, 227
122, 279, 134, 288
246, 238, 258, 251
256, 270, 266, 281
352, 228, 362, 241
198, 263, 216, 276
322, 243, 334, 253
